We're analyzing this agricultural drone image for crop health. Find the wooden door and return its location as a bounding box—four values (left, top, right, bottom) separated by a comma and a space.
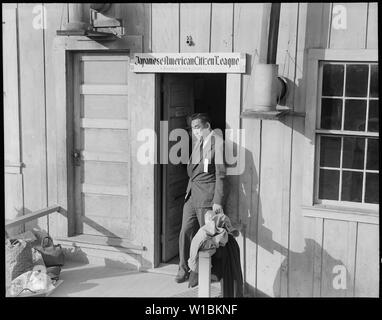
72, 52, 131, 240
162, 74, 195, 262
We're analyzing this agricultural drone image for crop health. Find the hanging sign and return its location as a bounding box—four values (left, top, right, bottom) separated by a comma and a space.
132, 52, 246, 73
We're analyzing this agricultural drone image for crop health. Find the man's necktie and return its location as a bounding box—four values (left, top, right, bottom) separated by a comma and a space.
199, 137, 204, 163
191, 137, 203, 165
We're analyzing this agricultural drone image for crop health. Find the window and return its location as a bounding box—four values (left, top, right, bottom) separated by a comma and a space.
315, 62, 378, 209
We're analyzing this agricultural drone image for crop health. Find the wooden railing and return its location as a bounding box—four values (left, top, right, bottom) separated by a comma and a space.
198, 249, 216, 297
6, 205, 217, 297
5, 205, 62, 232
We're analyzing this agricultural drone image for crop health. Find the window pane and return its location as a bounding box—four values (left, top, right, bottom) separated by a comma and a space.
366, 138, 379, 170
368, 100, 379, 132
342, 137, 365, 169
365, 173, 379, 204
322, 64, 344, 96
341, 171, 363, 202
319, 169, 339, 200
320, 136, 341, 167
344, 99, 367, 131
370, 64, 378, 98
345, 64, 368, 97
320, 98, 342, 129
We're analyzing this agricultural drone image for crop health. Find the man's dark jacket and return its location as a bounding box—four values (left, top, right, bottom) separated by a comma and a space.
185, 131, 226, 208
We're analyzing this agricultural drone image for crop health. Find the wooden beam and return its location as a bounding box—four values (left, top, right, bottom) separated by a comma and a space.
82, 151, 129, 163
82, 184, 129, 196
81, 118, 129, 129
302, 206, 378, 225
267, 3, 281, 64
5, 205, 61, 230
54, 234, 146, 252
81, 84, 128, 95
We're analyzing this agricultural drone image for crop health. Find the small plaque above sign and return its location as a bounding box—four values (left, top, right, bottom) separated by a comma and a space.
132, 52, 246, 73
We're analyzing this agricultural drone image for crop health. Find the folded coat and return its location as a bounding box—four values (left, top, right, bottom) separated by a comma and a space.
187, 232, 244, 297
187, 212, 239, 272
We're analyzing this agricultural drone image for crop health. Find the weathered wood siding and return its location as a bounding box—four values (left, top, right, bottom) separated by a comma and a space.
285, 2, 378, 298
3, 4, 24, 236
3, 3, 378, 296
2, 3, 154, 267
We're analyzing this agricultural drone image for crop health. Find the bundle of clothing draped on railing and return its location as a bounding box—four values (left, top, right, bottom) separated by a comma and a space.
187, 210, 243, 297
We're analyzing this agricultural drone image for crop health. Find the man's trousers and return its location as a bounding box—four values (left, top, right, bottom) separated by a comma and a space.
178, 199, 212, 273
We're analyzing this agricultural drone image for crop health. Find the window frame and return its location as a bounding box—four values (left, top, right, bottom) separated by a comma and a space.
302, 49, 378, 223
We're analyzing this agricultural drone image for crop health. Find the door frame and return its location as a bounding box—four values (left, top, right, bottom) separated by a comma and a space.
51, 35, 141, 238
154, 73, 241, 267
153, 73, 162, 267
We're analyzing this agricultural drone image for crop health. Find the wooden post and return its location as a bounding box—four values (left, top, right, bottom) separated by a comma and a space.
68, 3, 83, 23
198, 250, 214, 297
267, 3, 281, 64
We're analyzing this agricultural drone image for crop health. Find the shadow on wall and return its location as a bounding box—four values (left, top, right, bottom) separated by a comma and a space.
273, 238, 351, 297
223, 124, 349, 297
221, 3, 337, 297
5, 207, 27, 237
6, 207, 51, 238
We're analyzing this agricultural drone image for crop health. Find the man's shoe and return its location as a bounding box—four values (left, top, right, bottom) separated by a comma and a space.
175, 270, 189, 283
188, 271, 198, 288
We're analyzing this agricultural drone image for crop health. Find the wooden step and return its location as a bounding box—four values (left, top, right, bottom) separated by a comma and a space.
54, 234, 146, 271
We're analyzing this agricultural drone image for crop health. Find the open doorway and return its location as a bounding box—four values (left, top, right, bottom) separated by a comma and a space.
159, 73, 226, 265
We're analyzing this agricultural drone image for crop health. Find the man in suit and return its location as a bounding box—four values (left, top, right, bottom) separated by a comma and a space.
175, 113, 226, 283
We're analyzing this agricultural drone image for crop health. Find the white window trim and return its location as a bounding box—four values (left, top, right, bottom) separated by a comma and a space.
302, 49, 379, 224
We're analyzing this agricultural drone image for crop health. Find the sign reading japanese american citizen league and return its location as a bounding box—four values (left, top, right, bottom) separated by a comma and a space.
132, 53, 246, 73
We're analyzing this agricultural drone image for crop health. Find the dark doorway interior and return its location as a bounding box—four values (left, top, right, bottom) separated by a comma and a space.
193, 74, 226, 135
160, 73, 226, 264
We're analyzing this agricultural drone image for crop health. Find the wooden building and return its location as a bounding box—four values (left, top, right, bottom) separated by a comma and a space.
3, 3, 379, 297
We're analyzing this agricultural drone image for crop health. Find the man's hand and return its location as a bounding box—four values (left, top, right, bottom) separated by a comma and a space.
212, 203, 223, 214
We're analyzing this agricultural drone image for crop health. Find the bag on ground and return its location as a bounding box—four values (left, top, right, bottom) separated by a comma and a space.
7, 270, 55, 297
5, 238, 34, 281
35, 236, 65, 267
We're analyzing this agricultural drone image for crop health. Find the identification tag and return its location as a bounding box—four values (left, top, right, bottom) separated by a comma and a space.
204, 159, 209, 173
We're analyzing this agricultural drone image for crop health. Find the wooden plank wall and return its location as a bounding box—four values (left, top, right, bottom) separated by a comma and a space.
266, 3, 299, 297
18, 3, 49, 232
3, 2, 378, 296
234, 3, 270, 297
44, 3, 65, 236
288, 2, 379, 298
2, 2, 152, 239
288, 2, 330, 297
152, 1, 378, 297
321, 2, 378, 297
3, 4, 24, 236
